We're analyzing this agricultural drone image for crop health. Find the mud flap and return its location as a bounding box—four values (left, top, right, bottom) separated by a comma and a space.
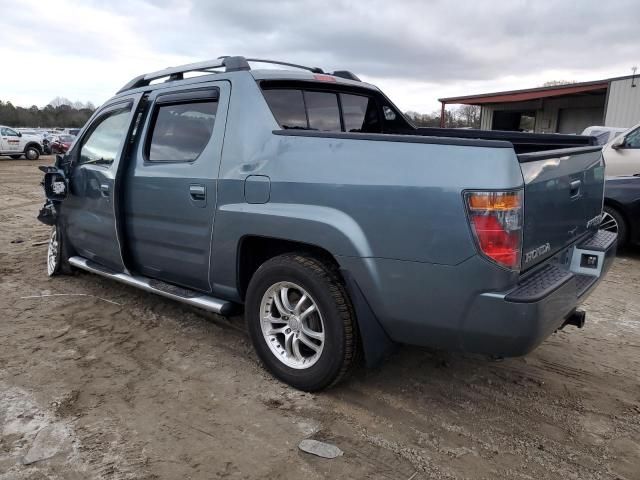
340, 268, 397, 368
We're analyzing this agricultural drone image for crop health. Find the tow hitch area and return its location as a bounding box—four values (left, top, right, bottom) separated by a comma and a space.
561, 309, 586, 330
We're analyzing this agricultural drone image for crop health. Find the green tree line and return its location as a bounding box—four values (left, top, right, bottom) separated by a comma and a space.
0, 98, 96, 128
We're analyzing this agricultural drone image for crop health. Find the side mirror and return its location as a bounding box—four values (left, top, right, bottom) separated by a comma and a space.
611, 136, 626, 150
17, 132, 22, 137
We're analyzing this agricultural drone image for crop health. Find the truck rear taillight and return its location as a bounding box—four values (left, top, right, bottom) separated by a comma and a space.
464, 190, 523, 270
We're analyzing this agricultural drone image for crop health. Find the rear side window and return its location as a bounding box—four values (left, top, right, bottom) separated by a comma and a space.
148, 101, 217, 162
79, 108, 131, 166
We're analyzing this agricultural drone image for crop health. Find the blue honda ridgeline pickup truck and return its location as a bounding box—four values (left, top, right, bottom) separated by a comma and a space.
38, 56, 616, 390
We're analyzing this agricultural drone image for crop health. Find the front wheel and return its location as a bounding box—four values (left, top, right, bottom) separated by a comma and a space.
246, 253, 358, 391
47, 225, 73, 276
24, 146, 40, 160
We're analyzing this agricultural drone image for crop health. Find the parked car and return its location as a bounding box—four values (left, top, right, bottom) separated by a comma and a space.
0, 126, 43, 160
602, 175, 640, 248
49, 134, 75, 154
37, 56, 616, 391
601, 121, 640, 176
581, 126, 627, 145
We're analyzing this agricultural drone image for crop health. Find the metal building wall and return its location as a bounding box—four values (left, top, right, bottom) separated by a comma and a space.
605, 78, 640, 127
477, 95, 605, 133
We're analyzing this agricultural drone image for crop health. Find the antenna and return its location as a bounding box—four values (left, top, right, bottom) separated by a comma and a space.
632, 66, 637, 87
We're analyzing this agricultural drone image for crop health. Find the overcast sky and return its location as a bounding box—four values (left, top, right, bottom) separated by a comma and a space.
1, 0, 638, 113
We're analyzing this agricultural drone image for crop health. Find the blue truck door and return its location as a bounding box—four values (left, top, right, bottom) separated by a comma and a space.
62, 94, 144, 272
122, 81, 229, 292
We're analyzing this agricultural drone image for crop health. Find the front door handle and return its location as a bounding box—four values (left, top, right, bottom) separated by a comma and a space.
100, 183, 110, 197
189, 184, 206, 201
569, 179, 581, 198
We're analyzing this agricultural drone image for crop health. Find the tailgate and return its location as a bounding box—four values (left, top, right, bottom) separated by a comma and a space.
518, 146, 605, 270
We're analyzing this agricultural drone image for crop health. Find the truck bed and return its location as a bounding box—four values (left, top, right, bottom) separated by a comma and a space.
411, 127, 597, 154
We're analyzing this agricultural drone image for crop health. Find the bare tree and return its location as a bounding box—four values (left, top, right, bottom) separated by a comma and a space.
542, 80, 577, 87
48, 96, 72, 107
455, 105, 481, 128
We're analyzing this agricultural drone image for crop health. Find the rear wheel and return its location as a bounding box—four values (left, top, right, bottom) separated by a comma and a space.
24, 146, 40, 160
601, 205, 627, 249
246, 253, 358, 391
10, 154, 22, 159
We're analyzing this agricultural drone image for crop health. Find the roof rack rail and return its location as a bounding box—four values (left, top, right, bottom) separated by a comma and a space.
242, 58, 324, 74
116, 56, 359, 94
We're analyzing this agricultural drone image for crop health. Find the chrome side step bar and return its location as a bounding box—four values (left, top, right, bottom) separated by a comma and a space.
68, 256, 235, 316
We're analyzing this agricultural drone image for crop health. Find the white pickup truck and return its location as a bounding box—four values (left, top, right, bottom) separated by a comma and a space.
0, 126, 43, 160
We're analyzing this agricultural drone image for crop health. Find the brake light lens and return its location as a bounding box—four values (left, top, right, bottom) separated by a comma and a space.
465, 190, 523, 270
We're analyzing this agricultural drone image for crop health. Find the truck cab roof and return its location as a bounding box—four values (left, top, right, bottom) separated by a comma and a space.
113, 56, 378, 98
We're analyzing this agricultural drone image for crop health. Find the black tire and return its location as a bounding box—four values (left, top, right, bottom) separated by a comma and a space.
602, 205, 627, 249
10, 154, 22, 159
24, 145, 40, 161
47, 224, 73, 276
246, 253, 358, 391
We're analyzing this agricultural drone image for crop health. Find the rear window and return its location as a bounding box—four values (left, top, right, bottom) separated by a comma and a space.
305, 91, 341, 131
261, 90, 307, 130
263, 87, 383, 133
341, 94, 375, 132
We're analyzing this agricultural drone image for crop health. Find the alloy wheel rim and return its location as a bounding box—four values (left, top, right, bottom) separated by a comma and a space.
260, 281, 325, 369
27, 149, 37, 160
47, 228, 58, 276
600, 212, 618, 233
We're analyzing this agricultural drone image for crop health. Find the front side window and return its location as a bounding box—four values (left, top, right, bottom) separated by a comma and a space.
148, 101, 217, 162
625, 127, 640, 149
2, 127, 19, 136
79, 108, 131, 166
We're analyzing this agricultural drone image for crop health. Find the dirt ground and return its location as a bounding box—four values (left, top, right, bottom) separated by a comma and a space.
1, 156, 639, 480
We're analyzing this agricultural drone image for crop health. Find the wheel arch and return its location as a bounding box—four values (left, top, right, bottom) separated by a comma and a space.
237, 235, 339, 301
24, 142, 42, 153
237, 234, 395, 367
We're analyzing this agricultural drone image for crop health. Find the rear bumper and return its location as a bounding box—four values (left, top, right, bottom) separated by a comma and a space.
460, 230, 616, 356
340, 230, 617, 357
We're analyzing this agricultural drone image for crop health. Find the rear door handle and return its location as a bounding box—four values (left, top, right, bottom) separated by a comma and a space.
569, 179, 581, 198
100, 183, 110, 197
189, 184, 206, 201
